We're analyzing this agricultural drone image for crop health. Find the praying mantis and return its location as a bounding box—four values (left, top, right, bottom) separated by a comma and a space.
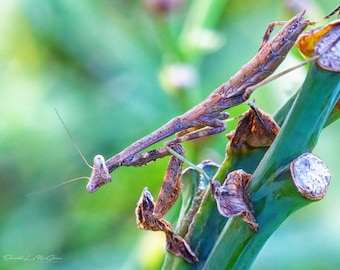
87, 7, 339, 191
82, 6, 339, 263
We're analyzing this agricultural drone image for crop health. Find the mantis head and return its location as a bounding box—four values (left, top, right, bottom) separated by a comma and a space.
86, 155, 112, 192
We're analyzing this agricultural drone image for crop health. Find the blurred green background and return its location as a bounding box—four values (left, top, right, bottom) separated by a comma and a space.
0, 0, 339, 269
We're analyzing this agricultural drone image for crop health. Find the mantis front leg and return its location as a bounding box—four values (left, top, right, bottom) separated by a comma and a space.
153, 144, 185, 219
135, 143, 199, 263
131, 143, 185, 220
87, 114, 229, 192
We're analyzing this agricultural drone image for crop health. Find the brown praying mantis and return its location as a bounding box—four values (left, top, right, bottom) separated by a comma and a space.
82, 9, 339, 259
87, 7, 340, 195
43, 7, 339, 263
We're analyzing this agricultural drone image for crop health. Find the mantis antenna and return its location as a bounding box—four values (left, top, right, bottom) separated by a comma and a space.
26, 176, 89, 196
26, 110, 92, 196
55, 108, 93, 169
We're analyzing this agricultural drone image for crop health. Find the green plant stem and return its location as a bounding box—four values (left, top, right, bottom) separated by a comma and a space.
162, 62, 339, 270
203, 62, 340, 269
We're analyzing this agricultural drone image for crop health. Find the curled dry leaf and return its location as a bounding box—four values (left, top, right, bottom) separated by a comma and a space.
210, 170, 258, 231
166, 233, 198, 264
290, 153, 331, 200
227, 101, 280, 152
315, 21, 340, 72
297, 19, 340, 72
136, 187, 173, 232
136, 188, 198, 263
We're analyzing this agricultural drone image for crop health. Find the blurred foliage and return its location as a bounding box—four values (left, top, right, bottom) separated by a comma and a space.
0, 0, 339, 269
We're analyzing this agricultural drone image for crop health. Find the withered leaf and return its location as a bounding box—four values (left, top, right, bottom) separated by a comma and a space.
227, 101, 280, 152
210, 170, 258, 231
136, 187, 172, 233
136, 187, 198, 263
297, 18, 340, 72
314, 20, 340, 72
166, 233, 198, 264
